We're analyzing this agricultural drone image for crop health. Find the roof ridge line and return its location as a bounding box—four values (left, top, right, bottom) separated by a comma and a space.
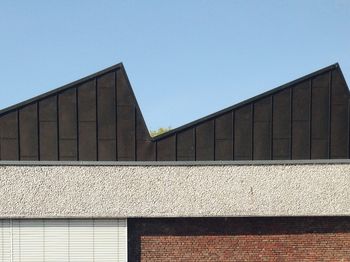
152, 63, 341, 140
0, 62, 123, 116
0, 62, 343, 141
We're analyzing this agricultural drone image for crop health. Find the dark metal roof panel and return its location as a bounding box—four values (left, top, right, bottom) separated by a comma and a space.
0, 62, 348, 161
0, 63, 123, 116
153, 63, 341, 140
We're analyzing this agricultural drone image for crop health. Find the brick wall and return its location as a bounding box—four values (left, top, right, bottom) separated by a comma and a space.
128, 217, 350, 261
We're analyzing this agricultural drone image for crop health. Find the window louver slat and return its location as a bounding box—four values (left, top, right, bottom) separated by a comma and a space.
0, 219, 127, 262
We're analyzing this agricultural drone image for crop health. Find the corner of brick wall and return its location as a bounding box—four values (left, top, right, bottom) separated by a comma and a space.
128, 217, 350, 261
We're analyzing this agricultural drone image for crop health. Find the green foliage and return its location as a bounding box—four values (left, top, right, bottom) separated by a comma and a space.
150, 127, 172, 137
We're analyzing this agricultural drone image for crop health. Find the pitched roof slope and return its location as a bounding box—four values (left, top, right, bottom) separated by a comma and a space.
0, 63, 348, 161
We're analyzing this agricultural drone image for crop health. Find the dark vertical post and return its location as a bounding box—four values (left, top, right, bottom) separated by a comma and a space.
37, 101, 40, 160
17, 110, 20, 160
213, 119, 216, 160
309, 79, 312, 159
76, 87, 79, 160
194, 127, 197, 161
175, 133, 178, 161
328, 70, 332, 158
115, 70, 118, 161
95, 78, 99, 161
348, 98, 350, 158
56, 95, 60, 160
134, 106, 137, 161
155, 140, 158, 161
251, 103, 254, 160
289, 87, 293, 159
232, 110, 235, 160
0, 123, 1, 160
270, 95, 274, 160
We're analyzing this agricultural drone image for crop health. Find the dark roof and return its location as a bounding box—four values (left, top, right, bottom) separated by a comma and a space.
153, 63, 344, 140
0, 63, 123, 116
0, 62, 348, 161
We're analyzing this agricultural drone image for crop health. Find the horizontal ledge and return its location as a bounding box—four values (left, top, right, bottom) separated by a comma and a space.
2, 215, 350, 219
1, 163, 350, 217
1, 159, 350, 166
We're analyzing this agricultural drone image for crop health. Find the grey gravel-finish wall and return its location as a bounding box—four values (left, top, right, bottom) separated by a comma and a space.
0, 162, 350, 218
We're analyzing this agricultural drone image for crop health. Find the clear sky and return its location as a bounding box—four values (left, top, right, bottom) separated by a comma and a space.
0, 1, 349, 131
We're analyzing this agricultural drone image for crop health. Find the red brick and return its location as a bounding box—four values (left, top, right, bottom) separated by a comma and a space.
128, 217, 350, 261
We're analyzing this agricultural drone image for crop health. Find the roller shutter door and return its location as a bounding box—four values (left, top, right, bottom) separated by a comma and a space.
0, 219, 127, 262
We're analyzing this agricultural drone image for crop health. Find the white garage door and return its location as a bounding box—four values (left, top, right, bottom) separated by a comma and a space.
0, 219, 127, 262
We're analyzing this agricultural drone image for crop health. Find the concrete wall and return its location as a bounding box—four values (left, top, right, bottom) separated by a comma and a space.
0, 161, 349, 218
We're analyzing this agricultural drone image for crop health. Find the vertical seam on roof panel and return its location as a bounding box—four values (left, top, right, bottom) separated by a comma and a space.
213, 119, 216, 160
270, 95, 273, 160
115, 70, 118, 161
194, 127, 197, 161
309, 79, 313, 159
0, 121, 1, 160
95, 78, 99, 161
251, 103, 254, 160
155, 140, 158, 161
17, 110, 20, 160
134, 106, 137, 161
57, 95, 60, 160
348, 98, 350, 158
76, 87, 79, 161
37, 101, 40, 160
154, 139, 157, 161
290, 87, 293, 160
175, 133, 178, 161
232, 110, 235, 160
328, 70, 332, 158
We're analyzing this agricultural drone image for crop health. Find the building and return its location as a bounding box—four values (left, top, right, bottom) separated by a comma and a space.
0, 63, 350, 261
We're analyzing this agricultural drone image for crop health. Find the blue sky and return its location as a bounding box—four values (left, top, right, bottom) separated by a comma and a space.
0, 1, 349, 130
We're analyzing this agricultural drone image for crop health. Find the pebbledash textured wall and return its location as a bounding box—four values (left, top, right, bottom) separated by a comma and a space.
2, 161, 350, 261
0, 161, 350, 218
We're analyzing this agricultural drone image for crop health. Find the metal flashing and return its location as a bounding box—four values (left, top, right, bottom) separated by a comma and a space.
0, 63, 123, 116
1, 159, 350, 166
153, 63, 342, 140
